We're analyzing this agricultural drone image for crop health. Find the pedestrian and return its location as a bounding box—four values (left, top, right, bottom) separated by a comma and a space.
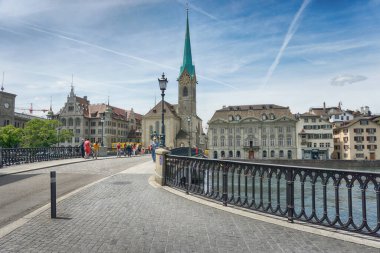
79, 139, 85, 158
151, 138, 158, 162
84, 138, 91, 159
127, 143, 132, 157
93, 141, 99, 159
124, 143, 128, 157
116, 142, 121, 157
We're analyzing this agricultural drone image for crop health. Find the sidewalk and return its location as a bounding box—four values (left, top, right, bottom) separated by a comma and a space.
0, 161, 379, 252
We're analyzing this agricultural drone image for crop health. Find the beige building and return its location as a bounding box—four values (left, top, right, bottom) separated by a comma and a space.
333, 117, 380, 160
295, 113, 334, 160
207, 104, 297, 160
56, 87, 141, 147
142, 11, 203, 149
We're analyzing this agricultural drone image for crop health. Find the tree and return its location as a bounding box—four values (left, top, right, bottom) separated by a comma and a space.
22, 119, 73, 148
0, 125, 23, 148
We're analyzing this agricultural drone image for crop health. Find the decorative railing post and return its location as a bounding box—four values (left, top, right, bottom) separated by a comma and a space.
186, 161, 190, 194
222, 164, 228, 206
155, 148, 170, 186
0, 147, 2, 168
286, 167, 294, 223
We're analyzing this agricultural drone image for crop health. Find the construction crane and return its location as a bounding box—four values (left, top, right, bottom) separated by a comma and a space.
16, 103, 49, 114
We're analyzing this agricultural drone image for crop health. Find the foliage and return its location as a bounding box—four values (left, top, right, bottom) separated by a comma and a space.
21, 119, 73, 148
0, 125, 23, 148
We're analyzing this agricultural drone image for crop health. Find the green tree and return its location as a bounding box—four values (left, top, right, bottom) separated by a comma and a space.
22, 119, 73, 148
0, 125, 23, 148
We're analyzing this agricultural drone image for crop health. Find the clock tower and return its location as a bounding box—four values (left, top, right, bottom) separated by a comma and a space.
0, 90, 16, 126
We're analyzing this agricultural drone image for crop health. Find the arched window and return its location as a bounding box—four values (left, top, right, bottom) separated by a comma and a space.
263, 150, 267, 158
287, 150, 292, 159
221, 151, 225, 158
68, 118, 74, 126
213, 136, 218, 146
213, 151, 218, 159
279, 150, 284, 157
183, 86, 188, 97
236, 151, 241, 158
75, 118, 81, 126
228, 151, 233, 157
61, 118, 66, 126
270, 150, 275, 158
220, 136, 225, 146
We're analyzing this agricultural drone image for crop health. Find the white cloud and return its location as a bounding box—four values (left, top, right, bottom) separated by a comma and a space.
330, 74, 367, 86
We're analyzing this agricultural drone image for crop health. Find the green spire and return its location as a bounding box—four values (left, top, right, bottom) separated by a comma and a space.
179, 9, 195, 78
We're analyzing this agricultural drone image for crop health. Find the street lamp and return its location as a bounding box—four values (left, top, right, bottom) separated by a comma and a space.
57, 127, 61, 147
187, 116, 191, 157
158, 73, 168, 147
101, 116, 105, 147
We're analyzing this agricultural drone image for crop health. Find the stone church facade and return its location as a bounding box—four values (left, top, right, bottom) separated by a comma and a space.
142, 11, 203, 149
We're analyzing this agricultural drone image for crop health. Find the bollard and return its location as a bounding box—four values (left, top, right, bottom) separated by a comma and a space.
222, 164, 228, 206
186, 164, 189, 195
50, 171, 56, 219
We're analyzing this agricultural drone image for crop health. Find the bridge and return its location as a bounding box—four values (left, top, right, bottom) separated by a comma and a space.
0, 148, 379, 252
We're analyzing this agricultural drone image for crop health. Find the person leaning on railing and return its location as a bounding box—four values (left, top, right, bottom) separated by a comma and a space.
93, 141, 99, 159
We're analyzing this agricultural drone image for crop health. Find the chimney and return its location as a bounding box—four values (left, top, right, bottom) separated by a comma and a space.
323, 102, 326, 113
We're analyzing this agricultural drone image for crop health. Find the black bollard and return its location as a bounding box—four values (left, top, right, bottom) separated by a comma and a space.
50, 171, 56, 218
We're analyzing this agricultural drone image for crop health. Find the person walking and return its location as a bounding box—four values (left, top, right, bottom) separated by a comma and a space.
93, 141, 100, 159
116, 142, 121, 157
79, 139, 85, 158
151, 138, 158, 162
84, 138, 91, 159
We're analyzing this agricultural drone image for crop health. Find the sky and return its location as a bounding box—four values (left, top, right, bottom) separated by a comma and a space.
1, 0, 380, 129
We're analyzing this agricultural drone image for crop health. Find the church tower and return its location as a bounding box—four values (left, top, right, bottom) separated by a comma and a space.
178, 9, 197, 119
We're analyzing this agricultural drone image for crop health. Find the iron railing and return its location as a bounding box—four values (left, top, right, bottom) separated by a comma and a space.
165, 155, 380, 237
0, 147, 81, 168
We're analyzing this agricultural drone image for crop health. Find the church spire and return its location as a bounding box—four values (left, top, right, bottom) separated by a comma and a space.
179, 7, 195, 78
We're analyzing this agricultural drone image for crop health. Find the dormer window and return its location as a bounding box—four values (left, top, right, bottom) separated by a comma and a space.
236, 115, 241, 121
262, 114, 267, 120
269, 114, 275, 120
228, 115, 234, 121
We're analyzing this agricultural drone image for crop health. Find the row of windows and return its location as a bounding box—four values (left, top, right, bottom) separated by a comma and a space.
210, 126, 294, 135
302, 134, 333, 139
306, 142, 331, 148
212, 150, 293, 159
303, 125, 332, 130
345, 136, 377, 143
212, 137, 293, 147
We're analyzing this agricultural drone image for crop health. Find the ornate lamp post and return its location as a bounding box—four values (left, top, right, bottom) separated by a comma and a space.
101, 116, 105, 147
158, 73, 168, 147
187, 116, 191, 157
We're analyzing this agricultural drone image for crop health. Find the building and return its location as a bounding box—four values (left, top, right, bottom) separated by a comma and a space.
0, 89, 16, 127
142, 10, 203, 149
333, 117, 380, 160
295, 113, 334, 160
56, 86, 142, 147
207, 104, 297, 160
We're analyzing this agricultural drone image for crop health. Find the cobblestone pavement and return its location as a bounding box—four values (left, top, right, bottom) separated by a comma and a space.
0, 161, 378, 253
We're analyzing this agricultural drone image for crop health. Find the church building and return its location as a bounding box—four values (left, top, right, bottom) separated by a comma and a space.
142, 10, 203, 149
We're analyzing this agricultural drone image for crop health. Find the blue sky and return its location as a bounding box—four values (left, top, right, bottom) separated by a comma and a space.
1, 0, 380, 127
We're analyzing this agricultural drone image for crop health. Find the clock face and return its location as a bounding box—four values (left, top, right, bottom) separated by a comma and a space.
4, 103, 9, 109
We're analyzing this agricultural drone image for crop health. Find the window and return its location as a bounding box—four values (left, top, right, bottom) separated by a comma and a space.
319, 143, 324, 148
353, 128, 363, 134
248, 127, 253, 134
90, 129, 96, 134
263, 150, 267, 158
61, 119, 66, 126
356, 153, 364, 158
236, 128, 241, 134
287, 150, 292, 159
228, 136, 233, 146
304, 118, 309, 123
278, 127, 283, 133
278, 136, 284, 146
270, 136, 275, 146
68, 105, 74, 111
221, 151, 225, 158
98, 129, 102, 134
91, 122, 96, 127
354, 145, 365, 150
262, 136, 267, 146
367, 128, 376, 134
367, 136, 377, 142
76, 129, 80, 134
354, 136, 364, 142
262, 114, 267, 120
326, 143, 330, 147
75, 118, 81, 126
360, 120, 369, 125
307, 142, 313, 147
311, 118, 316, 123
213, 151, 218, 159
236, 136, 241, 147
213, 137, 218, 146
367, 145, 377, 150
286, 126, 291, 132
75, 137, 80, 143
270, 150, 275, 158
221, 128, 225, 134
287, 136, 292, 146
236, 151, 241, 158
228, 115, 234, 121
343, 137, 348, 143
68, 118, 74, 126
212, 128, 217, 135
279, 150, 284, 157
229, 128, 233, 134
314, 143, 317, 147
183, 86, 188, 96
228, 151, 233, 158
221, 136, 225, 146
236, 115, 241, 121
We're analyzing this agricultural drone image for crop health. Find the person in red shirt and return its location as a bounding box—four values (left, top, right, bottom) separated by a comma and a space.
116, 142, 121, 157
84, 138, 91, 159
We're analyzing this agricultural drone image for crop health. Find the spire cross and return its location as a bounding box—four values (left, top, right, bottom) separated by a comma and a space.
1, 72, 4, 91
